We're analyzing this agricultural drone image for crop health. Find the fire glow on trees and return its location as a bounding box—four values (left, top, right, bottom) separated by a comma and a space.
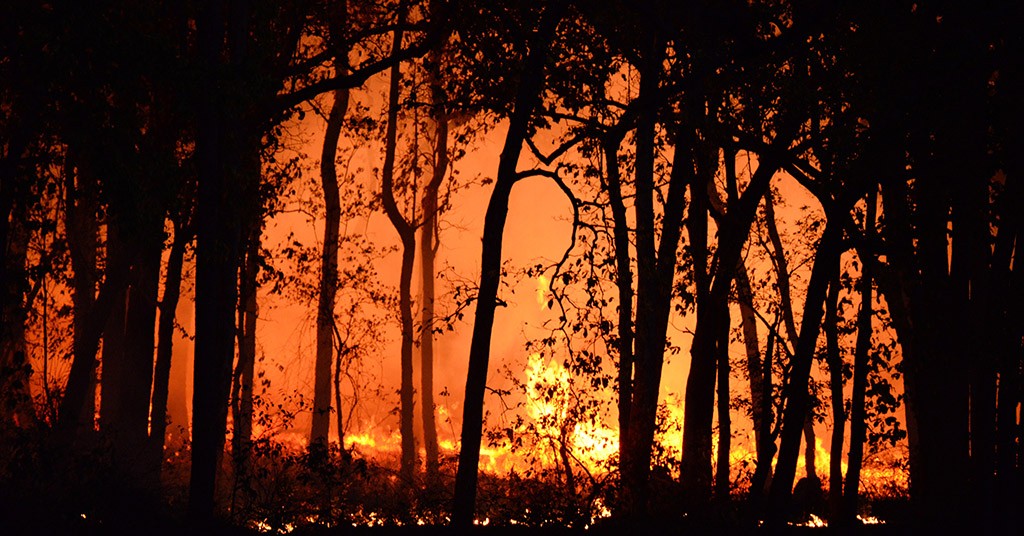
2, 0, 1020, 533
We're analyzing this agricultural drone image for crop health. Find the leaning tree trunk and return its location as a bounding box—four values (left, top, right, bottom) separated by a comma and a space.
311, 87, 349, 452
452, 3, 567, 527
768, 219, 845, 519
762, 189, 820, 488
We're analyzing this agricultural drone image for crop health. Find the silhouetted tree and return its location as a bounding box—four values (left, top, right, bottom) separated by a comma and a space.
453, 1, 570, 526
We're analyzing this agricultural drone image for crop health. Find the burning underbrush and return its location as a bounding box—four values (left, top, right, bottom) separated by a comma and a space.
0, 416, 910, 534
220, 438, 615, 533
0, 352, 909, 533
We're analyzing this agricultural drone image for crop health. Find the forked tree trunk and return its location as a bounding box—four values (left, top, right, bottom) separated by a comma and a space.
622, 38, 694, 517
58, 236, 132, 437
681, 143, 788, 507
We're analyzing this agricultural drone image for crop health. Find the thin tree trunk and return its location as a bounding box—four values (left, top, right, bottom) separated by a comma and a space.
99, 230, 128, 434
167, 281, 192, 444
602, 134, 635, 455
419, 50, 447, 480
763, 192, 798, 353
377, 9, 418, 484
150, 218, 190, 477
768, 220, 844, 517
824, 268, 844, 520
232, 230, 259, 471
681, 142, 789, 507
750, 319, 778, 502
311, 87, 349, 452
734, 265, 764, 459
714, 305, 732, 499
841, 186, 876, 524
58, 238, 132, 437
334, 346, 347, 456
65, 159, 99, 431
452, 4, 566, 526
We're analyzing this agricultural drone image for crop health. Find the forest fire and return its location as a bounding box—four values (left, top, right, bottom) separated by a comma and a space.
3, 0, 1020, 534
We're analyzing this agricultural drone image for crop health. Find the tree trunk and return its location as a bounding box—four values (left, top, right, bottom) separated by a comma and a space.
841, 187, 876, 524
824, 269, 844, 521
188, 0, 246, 518
58, 236, 132, 437
99, 221, 164, 472
681, 145, 787, 507
734, 264, 765, 462
452, 3, 566, 527
232, 229, 259, 471
311, 87, 349, 452
99, 230, 128, 435
602, 134, 634, 456
621, 37, 695, 518
118, 230, 162, 481
377, 11, 418, 484
65, 160, 100, 431
150, 218, 190, 477
749, 320, 778, 503
803, 414, 818, 481
167, 281, 193, 445
419, 51, 447, 481
768, 219, 844, 516
714, 305, 732, 500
